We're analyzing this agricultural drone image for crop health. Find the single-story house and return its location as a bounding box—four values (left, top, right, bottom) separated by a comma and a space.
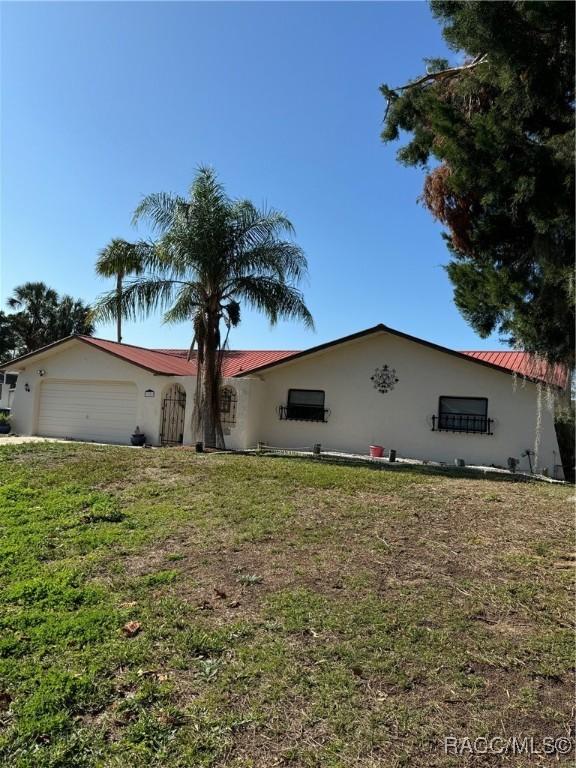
1, 323, 567, 476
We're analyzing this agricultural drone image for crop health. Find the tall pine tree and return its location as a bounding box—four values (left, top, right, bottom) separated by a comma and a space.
381, 1, 574, 367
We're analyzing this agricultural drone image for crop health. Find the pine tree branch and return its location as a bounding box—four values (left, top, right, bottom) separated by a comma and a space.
394, 54, 488, 92
383, 54, 488, 122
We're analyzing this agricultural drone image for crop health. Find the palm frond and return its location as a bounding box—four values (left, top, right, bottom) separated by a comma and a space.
232, 276, 314, 329
132, 192, 185, 234
7, 282, 58, 311
227, 241, 308, 284
139, 240, 181, 276
91, 277, 179, 324
231, 200, 295, 250
95, 238, 147, 278
162, 283, 204, 325
189, 166, 229, 211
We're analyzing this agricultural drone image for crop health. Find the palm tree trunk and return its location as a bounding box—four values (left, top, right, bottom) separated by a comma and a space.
202, 352, 217, 448
202, 313, 225, 449
116, 274, 123, 343
192, 364, 203, 442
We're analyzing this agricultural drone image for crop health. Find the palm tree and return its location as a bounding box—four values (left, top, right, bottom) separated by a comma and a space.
52, 295, 96, 342
93, 167, 313, 448
7, 281, 94, 355
95, 239, 144, 342
7, 282, 59, 352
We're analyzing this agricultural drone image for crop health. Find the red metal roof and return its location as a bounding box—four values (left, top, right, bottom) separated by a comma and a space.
90, 337, 566, 386
154, 348, 299, 376
2, 332, 566, 388
77, 337, 196, 375
79, 337, 297, 377
460, 350, 568, 389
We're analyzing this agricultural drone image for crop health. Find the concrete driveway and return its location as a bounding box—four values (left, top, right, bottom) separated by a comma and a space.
0, 435, 142, 448
0, 435, 65, 445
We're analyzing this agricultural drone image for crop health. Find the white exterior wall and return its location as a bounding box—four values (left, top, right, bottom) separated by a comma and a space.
242, 331, 561, 475
7, 340, 253, 449
222, 376, 265, 451
9, 341, 195, 447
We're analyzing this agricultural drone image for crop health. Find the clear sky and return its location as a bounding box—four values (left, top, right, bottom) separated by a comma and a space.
1, 1, 507, 353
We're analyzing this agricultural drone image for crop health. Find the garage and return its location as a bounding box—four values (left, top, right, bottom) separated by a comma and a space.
36, 380, 138, 443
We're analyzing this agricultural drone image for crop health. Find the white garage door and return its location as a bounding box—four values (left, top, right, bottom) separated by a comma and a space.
37, 380, 138, 444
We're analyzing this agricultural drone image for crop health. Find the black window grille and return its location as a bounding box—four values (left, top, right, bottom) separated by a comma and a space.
432, 396, 493, 434
280, 389, 329, 422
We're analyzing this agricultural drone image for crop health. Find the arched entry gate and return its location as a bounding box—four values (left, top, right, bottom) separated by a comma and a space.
160, 384, 186, 446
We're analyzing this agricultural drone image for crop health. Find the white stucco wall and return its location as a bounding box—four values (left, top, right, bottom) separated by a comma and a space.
8, 341, 191, 446
7, 340, 254, 449
222, 376, 265, 451
7, 340, 262, 450
239, 330, 562, 475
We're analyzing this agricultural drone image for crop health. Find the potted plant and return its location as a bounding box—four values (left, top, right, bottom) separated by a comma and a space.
0, 413, 11, 435
130, 426, 146, 447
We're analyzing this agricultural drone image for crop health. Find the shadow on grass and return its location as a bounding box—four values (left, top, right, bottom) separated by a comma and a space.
248, 451, 542, 484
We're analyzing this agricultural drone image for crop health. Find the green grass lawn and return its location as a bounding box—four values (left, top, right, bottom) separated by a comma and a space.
0, 443, 573, 767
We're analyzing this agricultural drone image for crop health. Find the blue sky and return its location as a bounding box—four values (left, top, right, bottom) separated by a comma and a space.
1, 1, 506, 353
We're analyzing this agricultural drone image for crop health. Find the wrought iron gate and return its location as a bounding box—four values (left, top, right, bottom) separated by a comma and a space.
160, 384, 186, 445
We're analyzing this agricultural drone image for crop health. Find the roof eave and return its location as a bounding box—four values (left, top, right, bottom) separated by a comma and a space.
0, 335, 186, 377
0, 335, 78, 371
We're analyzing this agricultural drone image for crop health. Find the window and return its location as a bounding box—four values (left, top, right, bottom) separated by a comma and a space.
435, 397, 491, 434
281, 389, 327, 422
220, 386, 237, 433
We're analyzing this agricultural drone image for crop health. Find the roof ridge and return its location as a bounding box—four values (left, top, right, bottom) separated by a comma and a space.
84, 336, 525, 358
79, 335, 161, 353
81, 336, 197, 360
152, 348, 299, 353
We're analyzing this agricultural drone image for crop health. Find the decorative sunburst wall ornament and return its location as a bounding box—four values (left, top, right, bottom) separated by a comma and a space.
371, 364, 399, 394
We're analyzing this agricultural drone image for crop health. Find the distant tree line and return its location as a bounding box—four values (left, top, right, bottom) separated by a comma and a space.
0, 282, 93, 363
